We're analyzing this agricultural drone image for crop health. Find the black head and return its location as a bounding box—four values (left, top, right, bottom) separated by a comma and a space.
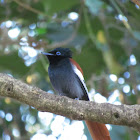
42, 47, 72, 64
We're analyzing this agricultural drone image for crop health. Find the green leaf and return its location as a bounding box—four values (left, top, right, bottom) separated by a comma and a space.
35, 28, 47, 35
43, 0, 79, 15
0, 52, 29, 76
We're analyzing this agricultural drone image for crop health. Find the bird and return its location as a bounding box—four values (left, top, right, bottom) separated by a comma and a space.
42, 47, 111, 140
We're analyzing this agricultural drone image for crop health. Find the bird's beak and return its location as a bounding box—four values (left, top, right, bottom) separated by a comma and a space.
41, 52, 54, 56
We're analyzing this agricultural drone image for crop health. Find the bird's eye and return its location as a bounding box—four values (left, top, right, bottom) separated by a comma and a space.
56, 51, 61, 55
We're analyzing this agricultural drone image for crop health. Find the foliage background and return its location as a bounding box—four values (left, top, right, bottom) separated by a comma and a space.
0, 0, 140, 139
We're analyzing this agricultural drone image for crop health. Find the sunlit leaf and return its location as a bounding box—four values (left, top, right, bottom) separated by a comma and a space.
97, 30, 107, 44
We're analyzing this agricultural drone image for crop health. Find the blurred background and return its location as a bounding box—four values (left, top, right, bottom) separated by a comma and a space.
0, 0, 140, 139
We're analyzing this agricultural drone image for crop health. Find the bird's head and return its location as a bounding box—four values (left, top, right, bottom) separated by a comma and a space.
42, 47, 72, 64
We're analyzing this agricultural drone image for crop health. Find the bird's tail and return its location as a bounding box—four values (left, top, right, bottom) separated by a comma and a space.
85, 120, 111, 140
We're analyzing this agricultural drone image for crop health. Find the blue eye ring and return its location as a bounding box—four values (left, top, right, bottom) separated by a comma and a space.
56, 51, 61, 55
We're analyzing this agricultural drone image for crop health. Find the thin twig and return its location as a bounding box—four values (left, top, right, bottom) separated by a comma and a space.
46, 1, 83, 49
131, 0, 140, 7
12, 0, 61, 22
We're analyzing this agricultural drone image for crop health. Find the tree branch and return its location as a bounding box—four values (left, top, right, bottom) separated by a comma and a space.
0, 73, 140, 133
131, 0, 140, 7
12, 0, 61, 22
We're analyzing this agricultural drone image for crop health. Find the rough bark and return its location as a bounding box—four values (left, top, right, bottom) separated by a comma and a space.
0, 73, 140, 133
